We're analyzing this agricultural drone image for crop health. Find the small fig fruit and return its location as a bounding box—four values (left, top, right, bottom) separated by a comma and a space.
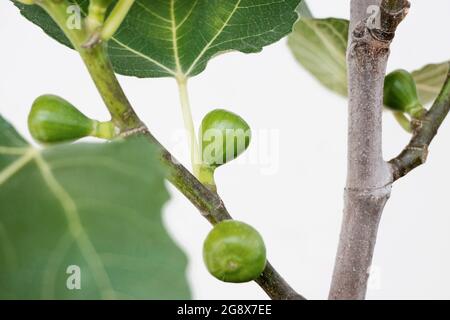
28, 94, 114, 144
384, 69, 424, 117
203, 220, 267, 283
199, 109, 251, 168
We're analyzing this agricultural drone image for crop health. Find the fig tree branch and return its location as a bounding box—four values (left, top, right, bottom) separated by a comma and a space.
36, 0, 305, 301
89, 47, 306, 303
126, 126, 305, 300
390, 67, 450, 180
329, 0, 409, 300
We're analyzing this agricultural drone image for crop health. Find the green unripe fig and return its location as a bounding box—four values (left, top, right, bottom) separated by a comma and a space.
203, 220, 267, 283
384, 69, 424, 118
199, 109, 251, 168
28, 95, 115, 144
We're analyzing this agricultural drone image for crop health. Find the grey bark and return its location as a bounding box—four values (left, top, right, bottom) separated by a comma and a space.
329, 0, 409, 300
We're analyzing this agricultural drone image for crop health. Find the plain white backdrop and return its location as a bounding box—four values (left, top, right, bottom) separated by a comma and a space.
1, 1, 450, 300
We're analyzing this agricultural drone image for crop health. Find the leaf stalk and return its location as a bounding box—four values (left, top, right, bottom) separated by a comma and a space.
176, 78, 201, 177
101, 0, 135, 41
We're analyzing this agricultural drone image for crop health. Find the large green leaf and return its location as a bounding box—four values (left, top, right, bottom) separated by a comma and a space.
14, 0, 301, 78
0, 116, 190, 299
288, 17, 449, 104
288, 18, 348, 97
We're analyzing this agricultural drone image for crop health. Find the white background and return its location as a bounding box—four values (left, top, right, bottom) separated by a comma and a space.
1, 1, 450, 300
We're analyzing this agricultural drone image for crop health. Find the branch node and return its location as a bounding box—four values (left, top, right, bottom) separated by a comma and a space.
119, 126, 148, 138
82, 31, 102, 49
352, 1, 410, 47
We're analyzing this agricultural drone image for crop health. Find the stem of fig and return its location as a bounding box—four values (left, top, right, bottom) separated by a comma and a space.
176, 78, 201, 178
393, 112, 412, 133
92, 121, 116, 140
409, 103, 426, 119
198, 165, 217, 193
101, 0, 136, 41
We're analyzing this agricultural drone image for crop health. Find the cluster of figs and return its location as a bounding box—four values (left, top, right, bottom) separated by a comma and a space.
26, 68, 420, 283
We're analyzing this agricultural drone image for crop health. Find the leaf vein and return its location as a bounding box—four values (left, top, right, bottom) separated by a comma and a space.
185, 0, 243, 76
34, 154, 116, 300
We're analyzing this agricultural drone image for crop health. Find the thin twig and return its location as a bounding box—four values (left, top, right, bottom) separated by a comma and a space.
34, 0, 305, 300
137, 123, 307, 300
390, 66, 450, 180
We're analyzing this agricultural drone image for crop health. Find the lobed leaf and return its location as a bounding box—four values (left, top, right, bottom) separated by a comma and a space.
0, 116, 190, 299
288, 17, 348, 97
288, 17, 449, 105
14, 0, 301, 79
